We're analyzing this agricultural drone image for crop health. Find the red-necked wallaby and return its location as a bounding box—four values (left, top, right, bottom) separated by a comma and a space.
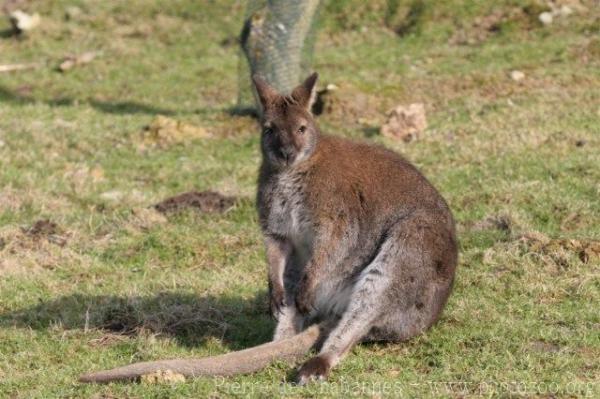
79, 73, 458, 385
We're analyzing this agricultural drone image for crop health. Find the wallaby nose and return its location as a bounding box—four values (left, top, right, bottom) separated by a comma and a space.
279, 147, 293, 162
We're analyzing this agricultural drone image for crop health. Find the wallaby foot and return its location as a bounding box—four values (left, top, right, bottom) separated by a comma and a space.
296, 355, 331, 385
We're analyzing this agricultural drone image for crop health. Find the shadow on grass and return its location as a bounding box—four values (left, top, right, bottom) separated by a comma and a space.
0, 29, 17, 39
362, 126, 380, 138
0, 291, 274, 350
0, 85, 176, 116
227, 105, 259, 118
88, 100, 176, 116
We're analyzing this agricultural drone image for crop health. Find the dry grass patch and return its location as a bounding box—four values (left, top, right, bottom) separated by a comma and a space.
0, 220, 88, 275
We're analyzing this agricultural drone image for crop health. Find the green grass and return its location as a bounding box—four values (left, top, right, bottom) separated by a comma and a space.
1, 0, 599, 397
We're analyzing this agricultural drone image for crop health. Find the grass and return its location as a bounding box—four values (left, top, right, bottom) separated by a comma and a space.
1, 0, 599, 397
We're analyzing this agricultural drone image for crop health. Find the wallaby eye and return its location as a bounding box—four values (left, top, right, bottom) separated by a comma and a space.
298, 126, 306, 134
263, 127, 273, 136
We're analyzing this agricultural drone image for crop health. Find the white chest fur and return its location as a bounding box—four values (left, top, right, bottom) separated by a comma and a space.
268, 171, 313, 261
267, 171, 352, 318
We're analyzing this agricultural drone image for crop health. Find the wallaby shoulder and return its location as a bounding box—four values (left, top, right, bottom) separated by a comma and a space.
298, 134, 449, 220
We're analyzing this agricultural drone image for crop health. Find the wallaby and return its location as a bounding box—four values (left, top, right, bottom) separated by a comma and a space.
79, 73, 458, 384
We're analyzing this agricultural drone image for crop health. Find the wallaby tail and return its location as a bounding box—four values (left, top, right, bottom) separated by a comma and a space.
79, 324, 321, 383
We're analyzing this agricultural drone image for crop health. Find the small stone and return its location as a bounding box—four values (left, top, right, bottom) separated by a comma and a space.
9, 10, 41, 34
0, 139, 5, 148
539, 12, 553, 25
510, 70, 525, 82
100, 190, 124, 202
65, 6, 83, 21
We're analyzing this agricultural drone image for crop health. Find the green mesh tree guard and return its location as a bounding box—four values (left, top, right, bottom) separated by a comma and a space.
238, 0, 321, 113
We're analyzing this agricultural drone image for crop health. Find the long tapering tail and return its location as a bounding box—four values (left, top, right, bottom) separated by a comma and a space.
79, 324, 321, 383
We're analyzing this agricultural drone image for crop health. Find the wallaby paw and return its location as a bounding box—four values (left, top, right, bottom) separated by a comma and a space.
296, 356, 331, 385
294, 292, 314, 315
269, 286, 286, 318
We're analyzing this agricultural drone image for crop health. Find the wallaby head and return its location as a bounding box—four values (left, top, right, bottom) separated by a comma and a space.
252, 73, 319, 168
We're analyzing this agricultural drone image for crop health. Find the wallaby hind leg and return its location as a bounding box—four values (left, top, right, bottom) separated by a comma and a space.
273, 293, 305, 341
296, 245, 393, 384
296, 219, 455, 384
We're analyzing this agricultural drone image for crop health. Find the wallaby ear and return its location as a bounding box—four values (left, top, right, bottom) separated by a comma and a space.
291, 72, 319, 111
252, 75, 278, 111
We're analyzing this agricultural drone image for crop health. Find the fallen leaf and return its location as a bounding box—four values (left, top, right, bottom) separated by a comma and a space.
59, 51, 98, 72
9, 9, 40, 34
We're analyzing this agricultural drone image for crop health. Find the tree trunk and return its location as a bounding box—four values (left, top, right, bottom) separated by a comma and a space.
241, 0, 320, 112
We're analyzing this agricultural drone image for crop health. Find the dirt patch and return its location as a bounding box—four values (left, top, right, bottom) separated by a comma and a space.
449, 5, 548, 45
471, 214, 513, 233
312, 84, 381, 123
0, 187, 24, 213
529, 340, 560, 353
0, 187, 72, 215
23, 219, 67, 246
385, 0, 427, 36
380, 103, 427, 142
449, 10, 506, 45
63, 163, 105, 191
213, 112, 258, 137
574, 37, 600, 64
520, 231, 600, 265
154, 191, 236, 215
0, 222, 82, 275
127, 207, 168, 231
137, 115, 210, 150
560, 212, 590, 232
24, 219, 58, 237
88, 333, 129, 348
